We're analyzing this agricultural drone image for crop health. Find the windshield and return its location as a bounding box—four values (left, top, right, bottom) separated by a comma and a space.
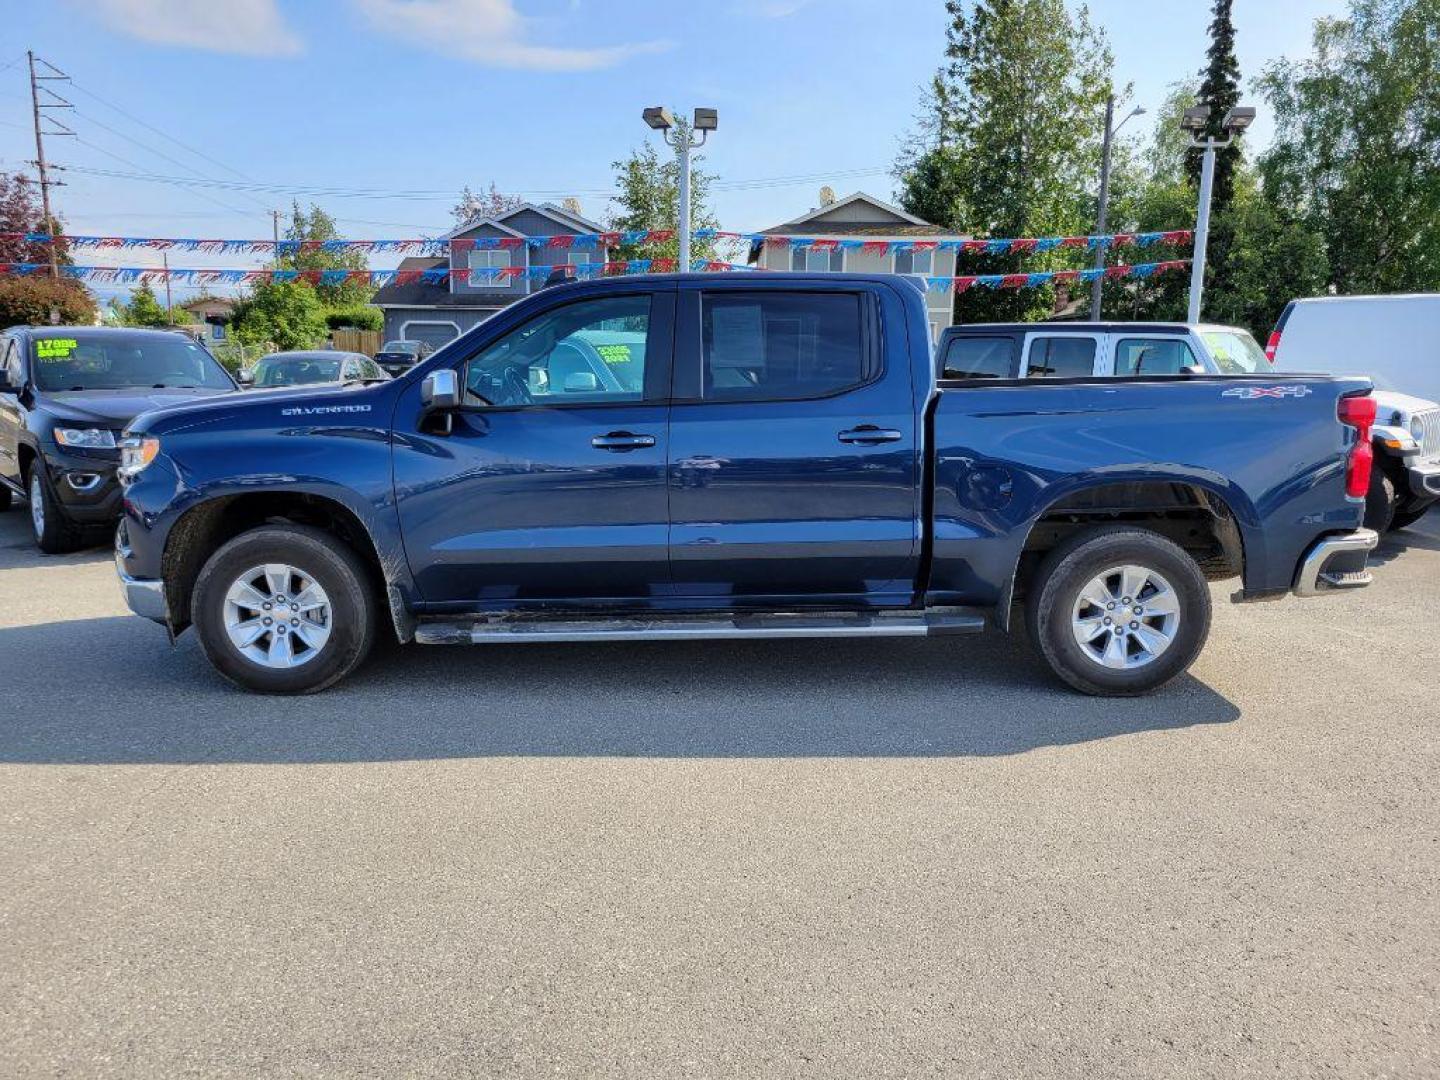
253, 355, 343, 387
1202, 330, 1271, 374
380, 341, 418, 354
31, 333, 234, 392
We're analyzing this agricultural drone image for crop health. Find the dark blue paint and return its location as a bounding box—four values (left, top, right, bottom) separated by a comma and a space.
115, 273, 1368, 629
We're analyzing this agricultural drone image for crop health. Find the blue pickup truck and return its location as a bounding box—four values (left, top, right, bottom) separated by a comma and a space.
114, 273, 1380, 697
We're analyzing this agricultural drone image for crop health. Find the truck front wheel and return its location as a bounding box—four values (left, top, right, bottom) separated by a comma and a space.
1025, 527, 1212, 697
191, 524, 377, 694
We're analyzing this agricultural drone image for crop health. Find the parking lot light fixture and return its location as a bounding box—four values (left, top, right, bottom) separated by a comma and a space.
642, 106, 716, 271
1184, 101, 1254, 324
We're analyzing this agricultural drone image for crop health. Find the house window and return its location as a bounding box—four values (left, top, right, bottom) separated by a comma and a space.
893, 248, 934, 276
789, 246, 844, 273
468, 249, 511, 285
567, 249, 598, 267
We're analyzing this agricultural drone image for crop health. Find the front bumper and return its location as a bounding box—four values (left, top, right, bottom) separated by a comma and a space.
39, 449, 123, 525
115, 524, 168, 622
1293, 528, 1380, 597
1405, 458, 1440, 500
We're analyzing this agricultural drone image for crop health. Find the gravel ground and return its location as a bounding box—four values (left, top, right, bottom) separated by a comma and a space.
0, 508, 1436, 1079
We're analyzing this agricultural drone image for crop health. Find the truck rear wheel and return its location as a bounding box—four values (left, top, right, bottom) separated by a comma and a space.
1025, 526, 1212, 697
191, 524, 377, 694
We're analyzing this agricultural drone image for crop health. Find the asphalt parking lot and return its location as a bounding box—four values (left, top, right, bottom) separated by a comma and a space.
1, 508, 1437, 1079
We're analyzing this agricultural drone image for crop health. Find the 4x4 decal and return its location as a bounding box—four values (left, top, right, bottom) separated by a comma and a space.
1221, 385, 1313, 400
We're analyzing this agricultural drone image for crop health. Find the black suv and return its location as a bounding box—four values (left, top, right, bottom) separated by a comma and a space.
0, 326, 237, 552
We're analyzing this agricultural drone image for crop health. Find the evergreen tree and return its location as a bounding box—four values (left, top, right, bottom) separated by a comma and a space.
119, 281, 169, 328
1185, 0, 1242, 208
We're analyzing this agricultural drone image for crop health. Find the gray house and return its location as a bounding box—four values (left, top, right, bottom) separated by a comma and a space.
372, 201, 611, 349
751, 191, 968, 345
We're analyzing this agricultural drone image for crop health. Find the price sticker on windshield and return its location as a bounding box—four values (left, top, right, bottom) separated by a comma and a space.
594, 344, 632, 366
36, 338, 78, 360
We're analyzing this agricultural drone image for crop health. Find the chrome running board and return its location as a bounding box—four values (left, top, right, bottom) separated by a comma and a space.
414, 608, 986, 645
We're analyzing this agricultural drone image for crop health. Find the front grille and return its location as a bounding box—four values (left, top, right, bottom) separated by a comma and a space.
1416, 409, 1440, 461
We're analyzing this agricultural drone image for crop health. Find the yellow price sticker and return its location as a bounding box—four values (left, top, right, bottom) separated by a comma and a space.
594, 344, 631, 365
36, 338, 78, 359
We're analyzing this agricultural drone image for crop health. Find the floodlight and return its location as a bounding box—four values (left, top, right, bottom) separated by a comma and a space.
642, 106, 674, 131
1222, 106, 1256, 132
693, 108, 718, 132
1180, 105, 1212, 132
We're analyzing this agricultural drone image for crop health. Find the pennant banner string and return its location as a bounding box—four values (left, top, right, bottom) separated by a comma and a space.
0, 259, 1191, 293
0, 229, 1194, 255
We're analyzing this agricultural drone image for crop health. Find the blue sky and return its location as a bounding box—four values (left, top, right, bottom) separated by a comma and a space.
1, 0, 1346, 296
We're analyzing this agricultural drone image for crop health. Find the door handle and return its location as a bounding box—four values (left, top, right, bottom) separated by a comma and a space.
838, 425, 903, 445
591, 431, 657, 451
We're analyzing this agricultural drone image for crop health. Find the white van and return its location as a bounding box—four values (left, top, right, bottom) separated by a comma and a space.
1269, 294, 1440, 531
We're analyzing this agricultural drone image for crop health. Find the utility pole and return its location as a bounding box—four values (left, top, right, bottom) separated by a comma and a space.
271, 209, 281, 248
162, 252, 173, 320
1089, 95, 1145, 319
27, 51, 74, 279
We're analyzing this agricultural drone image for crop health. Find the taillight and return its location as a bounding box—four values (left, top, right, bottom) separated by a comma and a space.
1264, 330, 1281, 364
1338, 394, 1377, 499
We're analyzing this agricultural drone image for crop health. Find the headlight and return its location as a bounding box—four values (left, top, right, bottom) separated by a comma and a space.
54, 427, 117, 449
1411, 416, 1427, 441
118, 436, 161, 478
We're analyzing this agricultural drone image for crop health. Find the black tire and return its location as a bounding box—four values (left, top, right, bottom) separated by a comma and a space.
27, 465, 86, 554
191, 524, 377, 694
1025, 526, 1213, 697
1390, 503, 1433, 531
1363, 468, 1397, 533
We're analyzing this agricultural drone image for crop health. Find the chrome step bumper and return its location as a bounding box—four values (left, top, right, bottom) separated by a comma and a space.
1293, 528, 1379, 597
415, 608, 987, 645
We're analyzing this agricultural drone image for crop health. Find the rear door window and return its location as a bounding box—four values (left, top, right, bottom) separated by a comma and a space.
1114, 337, 1200, 376
1024, 335, 1099, 379
942, 336, 1016, 380
699, 291, 871, 401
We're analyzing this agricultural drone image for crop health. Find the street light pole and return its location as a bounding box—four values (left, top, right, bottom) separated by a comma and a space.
1090, 96, 1144, 319
643, 107, 717, 272
1182, 104, 1255, 324
1186, 145, 1217, 325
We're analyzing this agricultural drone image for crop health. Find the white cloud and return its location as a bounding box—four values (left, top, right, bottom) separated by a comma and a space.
353, 0, 671, 71
83, 0, 304, 56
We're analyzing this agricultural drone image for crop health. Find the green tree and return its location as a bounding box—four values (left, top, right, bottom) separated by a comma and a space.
896, 0, 1116, 322
276, 203, 375, 308
231, 281, 327, 351
1258, 0, 1440, 295
0, 276, 96, 329
608, 117, 722, 265
116, 281, 169, 327
325, 305, 383, 332
1185, 0, 1242, 207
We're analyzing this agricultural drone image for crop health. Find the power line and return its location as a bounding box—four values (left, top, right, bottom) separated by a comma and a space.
66, 77, 254, 181
48, 162, 891, 204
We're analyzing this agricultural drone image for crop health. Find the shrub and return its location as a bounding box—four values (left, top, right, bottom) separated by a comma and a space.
0, 276, 98, 329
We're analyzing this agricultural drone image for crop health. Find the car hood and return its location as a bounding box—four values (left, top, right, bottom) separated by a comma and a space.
1370, 389, 1439, 420
44, 387, 236, 426
128, 381, 392, 436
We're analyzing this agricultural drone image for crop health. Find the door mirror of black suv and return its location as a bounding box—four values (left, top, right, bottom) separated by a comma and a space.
421, 369, 460, 410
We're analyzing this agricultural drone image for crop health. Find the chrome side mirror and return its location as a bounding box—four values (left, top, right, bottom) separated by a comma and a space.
235, 369, 254, 385
421, 368, 460, 409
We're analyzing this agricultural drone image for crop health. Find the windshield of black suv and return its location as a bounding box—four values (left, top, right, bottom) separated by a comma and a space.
30, 332, 234, 392
1201, 329, 1271, 374
381, 341, 419, 355
253, 354, 343, 387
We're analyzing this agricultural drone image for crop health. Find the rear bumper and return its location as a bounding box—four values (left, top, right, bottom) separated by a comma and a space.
1293, 528, 1379, 597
